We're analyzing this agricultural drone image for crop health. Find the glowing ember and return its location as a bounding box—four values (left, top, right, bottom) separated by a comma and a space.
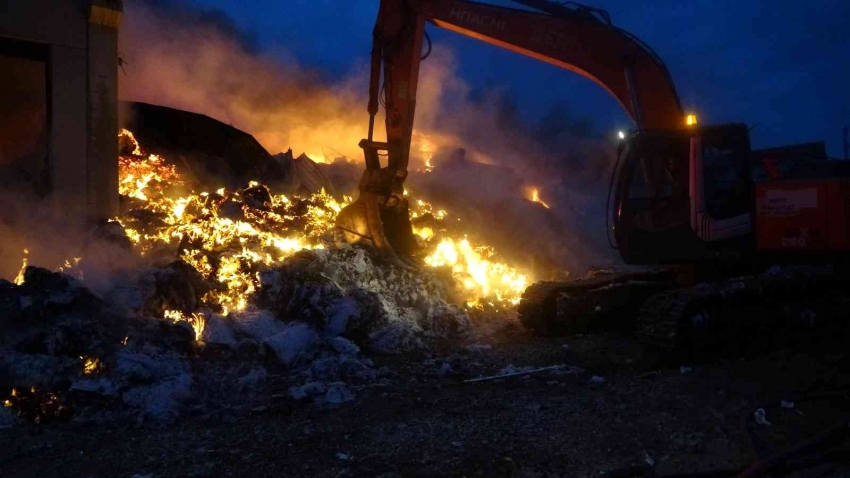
13, 249, 28, 285
4, 386, 70, 424
115, 131, 531, 312
528, 187, 550, 209
81, 356, 101, 375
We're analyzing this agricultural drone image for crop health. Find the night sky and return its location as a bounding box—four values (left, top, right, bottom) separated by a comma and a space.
194, 0, 849, 156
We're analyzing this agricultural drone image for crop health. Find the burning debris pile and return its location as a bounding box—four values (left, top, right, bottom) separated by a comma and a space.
0, 130, 532, 426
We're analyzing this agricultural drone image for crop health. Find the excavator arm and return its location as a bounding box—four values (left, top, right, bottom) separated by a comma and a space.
335, 0, 686, 261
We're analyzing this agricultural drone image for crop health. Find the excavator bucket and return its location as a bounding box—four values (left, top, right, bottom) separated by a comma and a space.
335, 190, 418, 259
335, 142, 419, 262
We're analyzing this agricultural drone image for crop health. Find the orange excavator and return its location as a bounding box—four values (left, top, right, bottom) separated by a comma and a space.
335, 0, 688, 263
336, 0, 850, 354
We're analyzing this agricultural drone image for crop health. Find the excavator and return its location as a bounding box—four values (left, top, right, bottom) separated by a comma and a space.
335, 0, 850, 356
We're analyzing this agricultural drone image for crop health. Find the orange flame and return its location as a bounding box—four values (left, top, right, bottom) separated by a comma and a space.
528, 188, 550, 209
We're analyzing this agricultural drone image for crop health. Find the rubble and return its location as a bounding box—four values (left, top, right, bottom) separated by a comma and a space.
323, 382, 355, 405
0, 130, 525, 428
263, 322, 319, 366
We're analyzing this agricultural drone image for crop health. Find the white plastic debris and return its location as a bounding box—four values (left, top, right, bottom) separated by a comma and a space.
499, 364, 538, 376
335, 453, 351, 461
235, 367, 268, 390
465, 365, 561, 383
328, 337, 360, 356
121, 373, 193, 423
780, 400, 795, 409
263, 322, 318, 366
645, 453, 655, 466
465, 344, 493, 353
680, 366, 692, 375
200, 313, 238, 348
325, 297, 359, 337
289, 381, 327, 400
324, 382, 355, 404
230, 310, 286, 342
368, 324, 425, 354
589, 375, 606, 383
70, 377, 119, 397
754, 408, 772, 425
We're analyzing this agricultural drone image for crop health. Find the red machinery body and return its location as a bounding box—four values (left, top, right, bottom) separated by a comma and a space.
755, 179, 850, 252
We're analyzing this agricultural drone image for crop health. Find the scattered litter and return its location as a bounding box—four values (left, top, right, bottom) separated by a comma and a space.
335, 452, 351, 461
464, 365, 561, 383
680, 366, 692, 375
645, 453, 655, 466
780, 400, 795, 409
451, 441, 463, 448
589, 375, 606, 383
561, 344, 570, 350
754, 408, 772, 425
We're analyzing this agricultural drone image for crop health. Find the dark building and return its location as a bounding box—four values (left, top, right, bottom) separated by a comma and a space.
0, 0, 123, 222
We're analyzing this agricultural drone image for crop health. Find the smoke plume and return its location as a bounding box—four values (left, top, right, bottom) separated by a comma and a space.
117, 0, 619, 274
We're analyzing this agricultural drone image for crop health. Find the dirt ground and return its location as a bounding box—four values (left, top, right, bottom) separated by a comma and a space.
2, 321, 849, 478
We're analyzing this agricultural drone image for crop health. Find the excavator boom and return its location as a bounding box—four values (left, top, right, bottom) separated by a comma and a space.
335, 0, 686, 262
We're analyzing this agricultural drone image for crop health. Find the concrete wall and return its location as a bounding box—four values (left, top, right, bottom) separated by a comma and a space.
0, 0, 121, 223
50, 45, 89, 220
87, 21, 121, 219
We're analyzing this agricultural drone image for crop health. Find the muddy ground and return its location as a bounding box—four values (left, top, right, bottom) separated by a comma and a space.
2, 320, 849, 478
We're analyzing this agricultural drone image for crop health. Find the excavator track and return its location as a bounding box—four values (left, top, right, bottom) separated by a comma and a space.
519, 269, 677, 336
636, 269, 850, 359
635, 285, 723, 353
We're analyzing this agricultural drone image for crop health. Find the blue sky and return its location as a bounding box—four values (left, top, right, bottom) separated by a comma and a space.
191, 0, 850, 156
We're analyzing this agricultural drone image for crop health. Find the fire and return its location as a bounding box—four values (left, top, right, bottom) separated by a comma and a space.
413, 226, 434, 240
115, 131, 531, 313
81, 356, 101, 375
423, 237, 528, 307
120, 128, 143, 156
417, 134, 436, 172
528, 187, 550, 209
163, 309, 206, 341
13, 249, 28, 285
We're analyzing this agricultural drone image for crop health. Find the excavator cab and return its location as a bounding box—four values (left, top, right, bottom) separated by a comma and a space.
611, 124, 753, 264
